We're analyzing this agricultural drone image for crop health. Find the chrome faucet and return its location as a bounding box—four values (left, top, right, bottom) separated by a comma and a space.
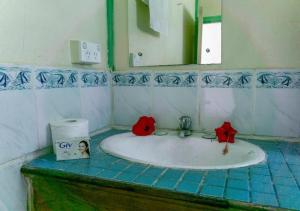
179, 116, 192, 138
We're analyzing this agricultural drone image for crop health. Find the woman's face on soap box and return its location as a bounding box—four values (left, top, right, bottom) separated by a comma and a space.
55, 137, 90, 161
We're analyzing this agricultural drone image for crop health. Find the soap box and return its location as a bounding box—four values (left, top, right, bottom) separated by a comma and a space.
55, 137, 91, 161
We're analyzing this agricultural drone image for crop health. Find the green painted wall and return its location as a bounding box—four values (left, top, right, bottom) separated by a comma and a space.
114, 0, 300, 71
200, 0, 221, 18
0, 0, 108, 69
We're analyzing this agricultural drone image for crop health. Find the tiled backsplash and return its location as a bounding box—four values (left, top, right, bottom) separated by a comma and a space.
0, 65, 299, 211
0, 64, 112, 164
0, 64, 112, 211
112, 70, 300, 138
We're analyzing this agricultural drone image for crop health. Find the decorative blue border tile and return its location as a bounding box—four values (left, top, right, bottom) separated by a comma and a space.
154, 72, 198, 87
256, 71, 300, 88
201, 72, 253, 88
0, 66, 32, 91
112, 72, 151, 86
80, 71, 108, 87
35, 69, 79, 89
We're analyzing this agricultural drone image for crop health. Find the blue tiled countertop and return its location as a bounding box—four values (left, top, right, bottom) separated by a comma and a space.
22, 130, 300, 210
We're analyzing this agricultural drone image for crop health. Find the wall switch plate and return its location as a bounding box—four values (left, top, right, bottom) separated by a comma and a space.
70, 40, 101, 64
129, 53, 142, 67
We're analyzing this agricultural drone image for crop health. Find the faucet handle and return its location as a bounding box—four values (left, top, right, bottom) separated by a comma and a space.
179, 116, 192, 130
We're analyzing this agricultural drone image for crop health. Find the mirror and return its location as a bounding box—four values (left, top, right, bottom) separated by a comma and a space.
128, 0, 222, 67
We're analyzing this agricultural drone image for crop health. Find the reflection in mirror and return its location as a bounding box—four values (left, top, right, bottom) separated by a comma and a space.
198, 0, 222, 64
128, 0, 221, 67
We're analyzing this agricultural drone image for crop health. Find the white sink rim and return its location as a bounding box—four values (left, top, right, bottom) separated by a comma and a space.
100, 132, 266, 170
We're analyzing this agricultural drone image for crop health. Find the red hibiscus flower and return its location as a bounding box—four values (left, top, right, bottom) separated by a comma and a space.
215, 122, 237, 143
132, 116, 156, 136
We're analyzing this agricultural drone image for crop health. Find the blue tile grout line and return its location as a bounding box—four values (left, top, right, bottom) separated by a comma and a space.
112, 162, 134, 180
132, 165, 151, 182
151, 168, 169, 187
283, 148, 300, 189
223, 170, 229, 197
197, 171, 208, 195
266, 158, 279, 206
25, 130, 300, 210
248, 165, 253, 203
173, 170, 188, 190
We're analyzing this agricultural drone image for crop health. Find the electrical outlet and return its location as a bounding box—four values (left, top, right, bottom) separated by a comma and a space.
70, 40, 101, 64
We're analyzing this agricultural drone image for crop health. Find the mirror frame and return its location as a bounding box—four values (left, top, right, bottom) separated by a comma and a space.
107, 0, 115, 71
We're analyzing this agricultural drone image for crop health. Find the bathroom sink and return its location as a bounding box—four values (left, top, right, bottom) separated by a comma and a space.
100, 132, 266, 170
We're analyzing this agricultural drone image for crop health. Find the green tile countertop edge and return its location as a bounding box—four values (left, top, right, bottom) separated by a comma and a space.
21, 165, 268, 211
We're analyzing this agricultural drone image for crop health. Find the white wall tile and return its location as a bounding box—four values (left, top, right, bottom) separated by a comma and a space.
80, 86, 112, 132
199, 88, 255, 134
0, 90, 39, 164
255, 89, 300, 137
153, 87, 199, 130
113, 86, 152, 126
0, 160, 27, 211
35, 88, 82, 148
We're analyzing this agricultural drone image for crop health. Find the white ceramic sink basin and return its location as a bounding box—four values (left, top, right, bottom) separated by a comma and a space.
100, 132, 266, 170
